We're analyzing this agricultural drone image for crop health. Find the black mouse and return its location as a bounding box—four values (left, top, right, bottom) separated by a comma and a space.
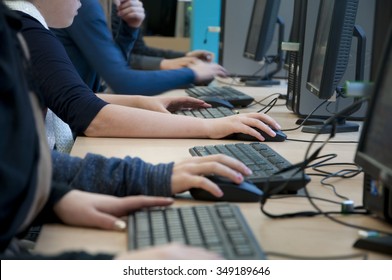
199, 96, 234, 109
189, 175, 263, 202
235, 127, 287, 142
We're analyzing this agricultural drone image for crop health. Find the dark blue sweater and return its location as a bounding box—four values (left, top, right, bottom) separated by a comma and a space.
52, 0, 195, 95
17, 12, 108, 135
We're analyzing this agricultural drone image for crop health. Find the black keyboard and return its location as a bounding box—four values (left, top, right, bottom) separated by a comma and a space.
127, 203, 265, 260
174, 106, 236, 118
190, 142, 310, 194
186, 86, 254, 107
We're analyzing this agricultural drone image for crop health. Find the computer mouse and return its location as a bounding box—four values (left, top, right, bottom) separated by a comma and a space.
189, 175, 263, 202
199, 96, 235, 109
235, 127, 287, 142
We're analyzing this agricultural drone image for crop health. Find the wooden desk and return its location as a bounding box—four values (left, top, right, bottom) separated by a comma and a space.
34, 84, 392, 259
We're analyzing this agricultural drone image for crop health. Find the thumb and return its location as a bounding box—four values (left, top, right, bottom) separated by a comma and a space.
113, 0, 121, 7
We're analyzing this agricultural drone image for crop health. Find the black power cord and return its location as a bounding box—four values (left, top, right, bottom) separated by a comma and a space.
259, 96, 392, 236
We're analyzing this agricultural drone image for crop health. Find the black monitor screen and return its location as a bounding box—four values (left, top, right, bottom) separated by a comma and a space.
355, 34, 392, 185
306, 1, 334, 94
243, 0, 281, 61
306, 0, 359, 99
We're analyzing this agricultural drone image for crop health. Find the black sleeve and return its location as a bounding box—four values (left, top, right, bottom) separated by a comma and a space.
19, 14, 108, 135
1, 249, 114, 260
32, 181, 73, 225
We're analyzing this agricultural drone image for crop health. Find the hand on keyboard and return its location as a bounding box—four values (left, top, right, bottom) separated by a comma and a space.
171, 154, 252, 196
189, 61, 229, 84
128, 95, 211, 114
53, 191, 174, 231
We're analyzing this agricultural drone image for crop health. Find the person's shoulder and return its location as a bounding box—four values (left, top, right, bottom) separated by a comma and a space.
15, 11, 42, 27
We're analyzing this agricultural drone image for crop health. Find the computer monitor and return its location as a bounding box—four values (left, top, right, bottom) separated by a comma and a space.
302, 0, 362, 134
284, 0, 374, 122
306, 0, 359, 99
242, 0, 284, 86
354, 25, 392, 224
370, 0, 392, 82
284, 0, 308, 112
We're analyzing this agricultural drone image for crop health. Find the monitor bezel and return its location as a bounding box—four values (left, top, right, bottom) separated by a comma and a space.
243, 0, 282, 62
306, 0, 359, 99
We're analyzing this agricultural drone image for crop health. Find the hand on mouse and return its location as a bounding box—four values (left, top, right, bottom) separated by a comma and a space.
203, 112, 282, 142
171, 154, 252, 196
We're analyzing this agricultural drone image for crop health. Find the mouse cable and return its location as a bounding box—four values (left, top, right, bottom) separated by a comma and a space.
282, 99, 330, 132
310, 167, 362, 201
242, 92, 282, 109
267, 194, 341, 204
310, 161, 363, 179
302, 182, 392, 236
306, 154, 359, 174
260, 97, 389, 232
257, 97, 278, 114
297, 153, 362, 200
260, 194, 368, 219
258, 141, 338, 203
286, 138, 359, 144
307, 155, 363, 199
264, 251, 368, 260
298, 98, 392, 236
258, 150, 367, 219
252, 92, 286, 107
283, 98, 364, 142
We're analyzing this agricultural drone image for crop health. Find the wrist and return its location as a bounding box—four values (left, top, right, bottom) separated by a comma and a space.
160, 59, 170, 70
130, 95, 147, 108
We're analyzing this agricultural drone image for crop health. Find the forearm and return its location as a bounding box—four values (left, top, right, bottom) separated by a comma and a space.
128, 53, 163, 70
51, 151, 173, 197
96, 93, 146, 107
84, 104, 210, 138
133, 43, 186, 59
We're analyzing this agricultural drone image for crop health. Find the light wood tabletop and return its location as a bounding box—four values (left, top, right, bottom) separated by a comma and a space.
34, 82, 392, 259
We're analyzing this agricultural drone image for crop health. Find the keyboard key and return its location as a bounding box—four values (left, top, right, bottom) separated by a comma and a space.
185, 86, 254, 107
189, 143, 310, 194
127, 203, 265, 259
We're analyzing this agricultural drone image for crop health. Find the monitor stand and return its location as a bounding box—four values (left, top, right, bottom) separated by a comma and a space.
301, 120, 359, 134
244, 79, 281, 87
241, 17, 285, 88
296, 118, 325, 126
299, 98, 362, 134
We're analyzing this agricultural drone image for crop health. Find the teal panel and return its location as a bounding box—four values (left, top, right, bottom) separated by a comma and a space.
190, 0, 221, 62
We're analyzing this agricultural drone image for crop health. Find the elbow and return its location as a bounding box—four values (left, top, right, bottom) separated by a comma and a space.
83, 121, 105, 137
83, 108, 111, 137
